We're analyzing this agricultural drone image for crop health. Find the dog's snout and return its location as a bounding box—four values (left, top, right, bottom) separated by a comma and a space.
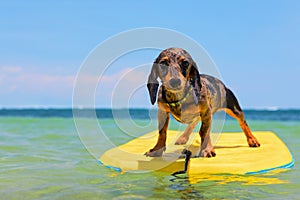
169, 78, 181, 88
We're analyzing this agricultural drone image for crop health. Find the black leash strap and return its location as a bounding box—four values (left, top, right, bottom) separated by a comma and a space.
172, 149, 192, 176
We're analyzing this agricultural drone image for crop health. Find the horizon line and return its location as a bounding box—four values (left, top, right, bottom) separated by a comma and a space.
0, 106, 300, 111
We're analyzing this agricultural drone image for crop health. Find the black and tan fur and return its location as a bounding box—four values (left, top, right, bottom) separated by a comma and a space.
145, 48, 260, 158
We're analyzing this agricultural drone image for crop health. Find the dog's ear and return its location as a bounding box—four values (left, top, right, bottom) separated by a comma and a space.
147, 62, 159, 105
188, 63, 201, 104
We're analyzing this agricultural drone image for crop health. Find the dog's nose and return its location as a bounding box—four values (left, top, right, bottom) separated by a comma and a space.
169, 78, 181, 88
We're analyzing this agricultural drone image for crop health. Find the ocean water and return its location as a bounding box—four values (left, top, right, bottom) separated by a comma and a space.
1, 109, 300, 199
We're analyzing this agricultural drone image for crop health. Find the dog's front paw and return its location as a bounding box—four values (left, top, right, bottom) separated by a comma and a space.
195, 148, 216, 158
144, 147, 166, 157
247, 137, 260, 147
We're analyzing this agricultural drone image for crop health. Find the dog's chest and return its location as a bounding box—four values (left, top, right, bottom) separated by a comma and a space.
169, 101, 200, 124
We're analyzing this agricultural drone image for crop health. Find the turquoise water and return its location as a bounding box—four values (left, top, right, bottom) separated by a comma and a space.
1, 111, 300, 199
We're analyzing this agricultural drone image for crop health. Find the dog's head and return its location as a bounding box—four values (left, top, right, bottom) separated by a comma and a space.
147, 48, 201, 105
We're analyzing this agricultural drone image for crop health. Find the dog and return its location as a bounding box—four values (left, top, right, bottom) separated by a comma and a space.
145, 48, 260, 158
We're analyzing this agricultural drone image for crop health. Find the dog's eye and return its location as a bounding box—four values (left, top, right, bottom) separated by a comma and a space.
181, 60, 189, 68
159, 60, 168, 66
158, 60, 168, 76
159, 64, 168, 76
180, 61, 189, 77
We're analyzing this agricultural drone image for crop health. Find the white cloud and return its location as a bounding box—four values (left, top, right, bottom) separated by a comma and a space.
1, 66, 23, 73
0, 66, 75, 106
0, 65, 151, 108
0, 68, 74, 94
100, 66, 151, 108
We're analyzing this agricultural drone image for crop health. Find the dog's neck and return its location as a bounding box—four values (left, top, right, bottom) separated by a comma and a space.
162, 86, 192, 107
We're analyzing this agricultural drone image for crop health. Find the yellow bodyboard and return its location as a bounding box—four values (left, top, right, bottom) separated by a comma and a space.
100, 131, 294, 175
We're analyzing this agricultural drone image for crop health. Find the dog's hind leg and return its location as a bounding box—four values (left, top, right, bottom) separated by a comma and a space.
175, 120, 198, 145
224, 88, 260, 147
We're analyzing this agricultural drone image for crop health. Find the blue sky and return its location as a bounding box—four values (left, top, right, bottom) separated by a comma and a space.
1, 1, 300, 109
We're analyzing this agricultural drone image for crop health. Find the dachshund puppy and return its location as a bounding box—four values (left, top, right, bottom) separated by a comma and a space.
145, 48, 260, 158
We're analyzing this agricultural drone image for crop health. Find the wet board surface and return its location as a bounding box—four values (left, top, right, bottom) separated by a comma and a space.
99, 131, 294, 175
